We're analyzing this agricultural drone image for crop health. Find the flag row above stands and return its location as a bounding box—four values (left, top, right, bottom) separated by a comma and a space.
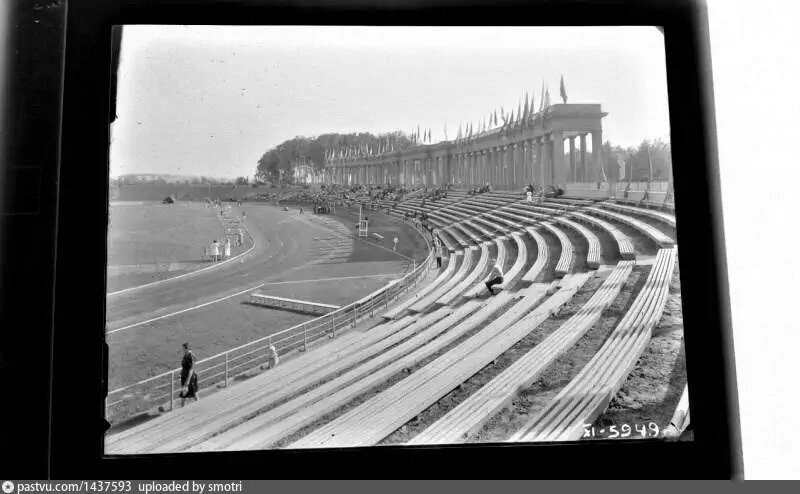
324, 76, 569, 162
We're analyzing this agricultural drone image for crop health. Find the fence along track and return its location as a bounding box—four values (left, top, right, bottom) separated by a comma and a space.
106, 213, 434, 425
107, 310, 430, 452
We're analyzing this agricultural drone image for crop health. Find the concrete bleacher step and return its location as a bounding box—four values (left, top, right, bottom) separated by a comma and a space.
106, 308, 436, 454
598, 201, 677, 227
408, 260, 635, 445
539, 222, 573, 277
580, 206, 675, 247
409, 246, 477, 313
508, 247, 677, 442
437, 241, 493, 305
289, 272, 592, 449
144, 309, 455, 454
461, 237, 508, 300
184, 300, 485, 452
521, 227, 549, 283
381, 252, 461, 320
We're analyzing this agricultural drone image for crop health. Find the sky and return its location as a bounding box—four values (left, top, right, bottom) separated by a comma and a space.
110, 25, 670, 179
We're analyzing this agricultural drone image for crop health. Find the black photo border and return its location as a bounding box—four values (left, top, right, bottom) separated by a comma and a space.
45, 0, 741, 479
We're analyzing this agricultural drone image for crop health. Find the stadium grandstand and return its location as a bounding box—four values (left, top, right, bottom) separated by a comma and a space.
106, 102, 685, 453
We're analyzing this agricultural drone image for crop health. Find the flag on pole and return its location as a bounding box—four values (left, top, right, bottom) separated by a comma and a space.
560, 74, 568, 103
444, 121, 448, 141
544, 85, 551, 109
523, 93, 530, 127
517, 100, 522, 128
493, 109, 498, 127
648, 147, 654, 181
539, 81, 545, 112
500, 106, 505, 123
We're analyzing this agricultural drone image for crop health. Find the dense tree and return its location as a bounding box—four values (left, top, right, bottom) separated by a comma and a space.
255, 131, 412, 182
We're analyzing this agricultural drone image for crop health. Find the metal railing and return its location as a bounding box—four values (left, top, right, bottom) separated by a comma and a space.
105, 216, 434, 425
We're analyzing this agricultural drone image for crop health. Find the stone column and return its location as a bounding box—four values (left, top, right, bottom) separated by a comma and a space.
569, 136, 576, 183
552, 130, 567, 188
591, 130, 603, 182
580, 134, 587, 182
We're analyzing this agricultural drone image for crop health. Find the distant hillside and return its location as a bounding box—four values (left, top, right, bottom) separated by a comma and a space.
114, 173, 236, 185
111, 183, 276, 202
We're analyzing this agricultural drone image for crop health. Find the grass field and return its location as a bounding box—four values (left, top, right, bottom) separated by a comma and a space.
107, 202, 251, 292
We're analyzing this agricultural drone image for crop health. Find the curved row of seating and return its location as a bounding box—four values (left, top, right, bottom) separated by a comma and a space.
107, 307, 442, 453
538, 222, 574, 277
583, 206, 674, 247
437, 241, 493, 306
508, 247, 677, 442
195, 230, 541, 451
290, 273, 592, 449
409, 247, 477, 313
380, 253, 461, 320
596, 200, 677, 228
187, 300, 485, 452
408, 260, 635, 444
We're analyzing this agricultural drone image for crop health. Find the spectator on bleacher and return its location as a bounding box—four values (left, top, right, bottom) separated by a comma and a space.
484, 262, 505, 296
179, 343, 199, 406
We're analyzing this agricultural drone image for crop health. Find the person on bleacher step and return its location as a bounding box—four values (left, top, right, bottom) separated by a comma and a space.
179, 343, 199, 407
435, 239, 443, 269
484, 262, 505, 296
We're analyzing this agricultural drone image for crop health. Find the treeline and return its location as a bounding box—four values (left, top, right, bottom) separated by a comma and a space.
256, 131, 412, 182
601, 138, 672, 182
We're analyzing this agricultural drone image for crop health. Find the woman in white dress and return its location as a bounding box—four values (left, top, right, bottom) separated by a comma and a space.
210, 240, 220, 262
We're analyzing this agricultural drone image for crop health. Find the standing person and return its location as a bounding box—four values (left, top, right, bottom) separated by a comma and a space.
224, 238, 231, 259
268, 344, 280, 369
210, 239, 220, 263
526, 188, 533, 205
242, 210, 246, 221
237, 228, 244, 247
299, 207, 303, 215
393, 235, 399, 252
179, 343, 199, 406
484, 262, 505, 296
435, 238, 443, 269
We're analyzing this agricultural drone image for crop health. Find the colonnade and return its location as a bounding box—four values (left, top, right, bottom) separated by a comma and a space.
324, 104, 605, 190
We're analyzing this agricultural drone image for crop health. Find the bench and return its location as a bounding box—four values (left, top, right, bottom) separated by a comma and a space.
190, 301, 486, 452
438, 241, 494, 305
539, 222, 574, 277
289, 273, 592, 449
247, 294, 340, 316
409, 260, 634, 444
409, 247, 477, 313
583, 206, 675, 247
521, 227, 549, 282
509, 247, 677, 442
598, 201, 677, 228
